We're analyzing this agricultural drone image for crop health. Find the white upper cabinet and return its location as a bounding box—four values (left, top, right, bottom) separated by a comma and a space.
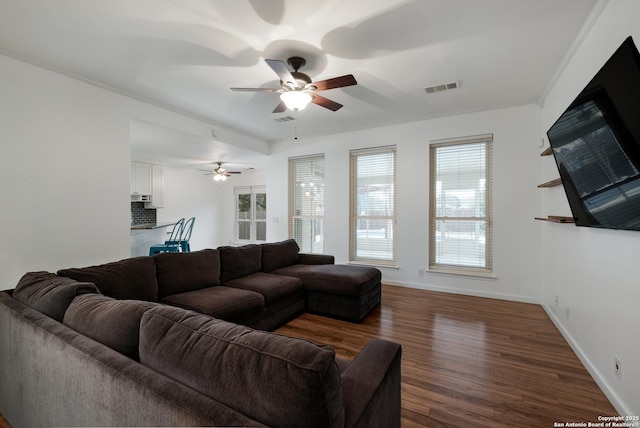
144, 164, 164, 208
131, 162, 152, 196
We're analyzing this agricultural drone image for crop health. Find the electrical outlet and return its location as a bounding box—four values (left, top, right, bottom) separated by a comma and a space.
614, 356, 622, 379
418, 269, 425, 277
565, 307, 571, 320
554, 295, 559, 306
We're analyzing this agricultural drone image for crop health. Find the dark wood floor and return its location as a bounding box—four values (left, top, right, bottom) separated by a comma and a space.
277, 285, 618, 427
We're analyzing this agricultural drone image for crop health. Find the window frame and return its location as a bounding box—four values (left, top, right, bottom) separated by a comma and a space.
428, 134, 493, 276
288, 154, 325, 254
349, 145, 397, 267
234, 185, 267, 243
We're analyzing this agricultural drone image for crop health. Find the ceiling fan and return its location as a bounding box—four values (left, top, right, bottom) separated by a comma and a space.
230, 56, 357, 113
202, 162, 241, 182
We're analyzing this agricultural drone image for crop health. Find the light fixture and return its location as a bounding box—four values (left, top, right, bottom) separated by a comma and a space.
213, 174, 227, 182
280, 91, 312, 111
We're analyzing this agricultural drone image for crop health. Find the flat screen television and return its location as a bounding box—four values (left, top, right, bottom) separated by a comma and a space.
546, 36, 640, 231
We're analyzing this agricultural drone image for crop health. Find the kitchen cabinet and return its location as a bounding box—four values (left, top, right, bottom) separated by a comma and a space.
131, 162, 152, 196
144, 164, 164, 208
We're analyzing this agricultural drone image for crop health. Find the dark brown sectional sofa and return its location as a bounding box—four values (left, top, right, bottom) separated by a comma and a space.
0, 239, 401, 427
53, 239, 382, 328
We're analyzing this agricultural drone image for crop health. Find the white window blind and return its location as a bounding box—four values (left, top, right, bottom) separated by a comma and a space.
288, 154, 325, 253
234, 185, 266, 242
349, 146, 396, 267
429, 135, 493, 274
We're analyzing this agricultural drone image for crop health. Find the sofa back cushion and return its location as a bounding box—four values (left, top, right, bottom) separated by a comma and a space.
139, 305, 345, 428
153, 249, 221, 299
218, 244, 262, 283
261, 239, 300, 272
12, 271, 99, 322
58, 256, 158, 302
63, 294, 159, 360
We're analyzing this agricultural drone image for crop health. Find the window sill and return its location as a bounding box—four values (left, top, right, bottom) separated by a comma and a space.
230, 240, 267, 246
348, 261, 399, 270
427, 267, 496, 280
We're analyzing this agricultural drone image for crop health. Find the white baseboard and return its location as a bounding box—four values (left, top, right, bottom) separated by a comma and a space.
541, 304, 631, 416
383, 280, 540, 305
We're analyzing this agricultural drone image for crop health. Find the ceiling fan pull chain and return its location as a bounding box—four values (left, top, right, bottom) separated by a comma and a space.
294, 110, 299, 140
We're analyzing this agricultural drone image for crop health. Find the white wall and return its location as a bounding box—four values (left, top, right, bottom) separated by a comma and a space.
267, 103, 543, 303
0, 54, 265, 289
540, 0, 640, 415
0, 54, 130, 287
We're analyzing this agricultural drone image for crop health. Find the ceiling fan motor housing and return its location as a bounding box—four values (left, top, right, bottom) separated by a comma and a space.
287, 57, 312, 87
290, 71, 312, 87
287, 56, 306, 71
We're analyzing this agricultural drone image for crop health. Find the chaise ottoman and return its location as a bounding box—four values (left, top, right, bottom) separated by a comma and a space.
268, 264, 381, 322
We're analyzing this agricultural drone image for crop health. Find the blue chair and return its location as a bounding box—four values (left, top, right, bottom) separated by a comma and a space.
177, 217, 195, 252
149, 218, 185, 256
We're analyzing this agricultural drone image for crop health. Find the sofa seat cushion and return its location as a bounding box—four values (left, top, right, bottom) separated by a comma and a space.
154, 249, 221, 299
139, 305, 345, 428
12, 271, 99, 322
159, 286, 264, 322
63, 294, 159, 360
270, 264, 381, 296
58, 256, 158, 302
218, 244, 262, 283
224, 272, 303, 305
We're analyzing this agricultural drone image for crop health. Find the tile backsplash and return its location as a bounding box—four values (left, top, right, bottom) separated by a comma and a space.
131, 202, 156, 225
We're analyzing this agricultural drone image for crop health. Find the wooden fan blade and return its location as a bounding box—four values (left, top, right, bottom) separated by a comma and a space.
227, 171, 242, 174
273, 100, 287, 113
265, 59, 296, 86
230, 87, 281, 92
311, 94, 343, 111
313, 74, 357, 91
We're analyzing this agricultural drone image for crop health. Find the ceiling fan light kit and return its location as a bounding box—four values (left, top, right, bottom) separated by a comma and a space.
280, 91, 312, 111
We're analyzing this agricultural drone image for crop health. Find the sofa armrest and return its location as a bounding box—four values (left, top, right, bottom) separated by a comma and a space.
340, 338, 402, 428
298, 253, 335, 265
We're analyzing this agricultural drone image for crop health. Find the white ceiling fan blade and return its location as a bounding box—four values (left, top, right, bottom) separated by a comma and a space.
265, 59, 296, 86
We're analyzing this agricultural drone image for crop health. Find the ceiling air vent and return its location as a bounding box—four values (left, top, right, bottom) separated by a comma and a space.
274, 116, 296, 123
424, 81, 459, 94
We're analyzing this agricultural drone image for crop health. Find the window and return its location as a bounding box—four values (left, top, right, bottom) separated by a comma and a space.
429, 134, 493, 274
349, 146, 396, 267
289, 154, 325, 253
234, 186, 267, 242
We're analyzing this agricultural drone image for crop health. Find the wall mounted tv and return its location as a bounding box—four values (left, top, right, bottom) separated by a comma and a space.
546, 36, 640, 231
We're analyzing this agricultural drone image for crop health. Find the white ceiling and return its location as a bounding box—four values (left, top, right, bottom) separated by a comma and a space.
0, 0, 599, 169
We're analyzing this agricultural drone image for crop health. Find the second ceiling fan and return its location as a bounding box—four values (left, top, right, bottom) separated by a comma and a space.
203, 162, 241, 182
230, 56, 357, 113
